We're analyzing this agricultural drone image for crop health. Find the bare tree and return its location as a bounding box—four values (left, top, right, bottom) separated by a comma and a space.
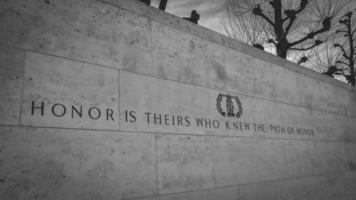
334, 11, 356, 86
222, 10, 274, 51
223, 0, 355, 59
298, 31, 341, 71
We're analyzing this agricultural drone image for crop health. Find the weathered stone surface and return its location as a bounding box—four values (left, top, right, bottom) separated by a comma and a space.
0, 45, 24, 125
120, 70, 220, 136
282, 140, 316, 177
239, 181, 278, 200
1, 0, 355, 118
212, 137, 286, 187
321, 173, 356, 200
223, 48, 254, 94
119, 71, 355, 141
283, 140, 348, 178
150, 21, 229, 89
156, 134, 215, 194
273, 176, 324, 200
0, 0, 355, 199
239, 173, 356, 200
346, 93, 356, 117
21, 52, 119, 130
0, 0, 153, 73
0, 127, 156, 200
343, 143, 356, 172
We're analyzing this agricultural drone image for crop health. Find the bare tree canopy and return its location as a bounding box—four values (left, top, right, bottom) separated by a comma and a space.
333, 11, 356, 86
222, 0, 356, 60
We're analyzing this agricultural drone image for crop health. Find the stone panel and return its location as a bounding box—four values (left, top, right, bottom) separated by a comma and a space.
0, 127, 156, 200
212, 137, 286, 187
0, 0, 153, 73
0, 45, 24, 125
283, 140, 348, 178
346, 92, 356, 117
321, 173, 356, 200
239, 182, 277, 200
343, 143, 356, 172
269, 63, 298, 104
311, 142, 349, 174
219, 46, 254, 94
21, 52, 119, 130
150, 21, 227, 88
156, 134, 215, 194
274, 176, 324, 200
119, 71, 356, 141
239, 173, 356, 200
251, 58, 276, 101
313, 113, 356, 143
282, 140, 315, 177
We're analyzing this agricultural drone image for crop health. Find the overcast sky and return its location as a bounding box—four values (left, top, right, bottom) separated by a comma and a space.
151, 0, 227, 35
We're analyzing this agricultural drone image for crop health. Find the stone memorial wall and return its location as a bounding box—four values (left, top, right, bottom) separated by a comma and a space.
1, 0, 356, 199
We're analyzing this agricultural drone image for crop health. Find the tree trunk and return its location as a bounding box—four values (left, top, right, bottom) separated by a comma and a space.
273, 0, 288, 58
276, 38, 288, 58
159, 0, 168, 10
347, 15, 355, 86
276, 46, 288, 58
350, 62, 355, 86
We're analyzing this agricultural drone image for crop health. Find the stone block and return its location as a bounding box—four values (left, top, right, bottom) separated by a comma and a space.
313, 80, 345, 114
156, 134, 215, 194
274, 176, 323, 200
0, 0, 153, 72
283, 140, 348, 178
21, 52, 120, 130
346, 93, 356, 117
343, 143, 356, 172
0, 127, 156, 200
270, 64, 298, 104
0, 45, 24, 125
311, 142, 349, 174
239, 182, 277, 200
251, 58, 276, 100
212, 137, 286, 187
321, 173, 356, 200
295, 73, 353, 116
313, 112, 356, 142
150, 21, 223, 87
222, 47, 254, 94
282, 140, 315, 177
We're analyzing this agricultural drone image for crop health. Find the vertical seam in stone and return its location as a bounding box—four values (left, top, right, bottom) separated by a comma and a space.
154, 133, 160, 195
18, 50, 26, 126
237, 184, 241, 200
118, 69, 121, 130
282, 139, 288, 173
148, 18, 154, 76
210, 135, 218, 188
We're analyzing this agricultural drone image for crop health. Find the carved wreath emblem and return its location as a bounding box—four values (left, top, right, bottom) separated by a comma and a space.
216, 93, 243, 118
